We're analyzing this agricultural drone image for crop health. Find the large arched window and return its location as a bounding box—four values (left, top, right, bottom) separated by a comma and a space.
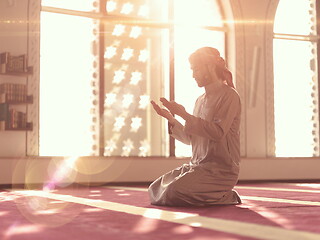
40, 0, 226, 157
273, 0, 319, 157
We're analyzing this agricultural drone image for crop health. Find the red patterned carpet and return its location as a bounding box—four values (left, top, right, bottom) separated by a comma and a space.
1, 182, 320, 240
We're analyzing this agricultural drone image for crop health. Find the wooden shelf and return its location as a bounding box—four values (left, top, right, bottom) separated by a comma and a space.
0, 122, 33, 131
0, 67, 33, 77
0, 52, 33, 132
2, 95, 33, 105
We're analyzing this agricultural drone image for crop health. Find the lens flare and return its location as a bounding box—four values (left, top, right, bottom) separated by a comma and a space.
10, 157, 90, 227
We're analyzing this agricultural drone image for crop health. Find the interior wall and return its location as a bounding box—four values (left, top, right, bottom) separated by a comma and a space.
0, 0, 319, 185
223, 0, 280, 158
1, 157, 320, 185
0, 0, 29, 157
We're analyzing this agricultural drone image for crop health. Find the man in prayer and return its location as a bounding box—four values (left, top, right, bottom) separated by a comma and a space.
149, 47, 241, 206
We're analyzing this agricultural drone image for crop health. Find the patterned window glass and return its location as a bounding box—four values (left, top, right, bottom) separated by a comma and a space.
103, 0, 169, 157
105, 0, 164, 20
273, 0, 319, 157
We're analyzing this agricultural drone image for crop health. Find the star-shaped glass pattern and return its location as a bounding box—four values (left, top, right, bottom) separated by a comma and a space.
104, 46, 117, 59
106, 1, 117, 12
121, 48, 134, 61
130, 26, 142, 39
138, 49, 148, 62
104, 139, 117, 156
130, 116, 142, 132
102, 1, 168, 157
112, 24, 125, 36
130, 71, 142, 85
139, 95, 150, 109
122, 94, 134, 108
113, 116, 126, 132
139, 139, 150, 157
122, 139, 134, 156
121, 3, 134, 15
105, 92, 117, 107
113, 70, 126, 84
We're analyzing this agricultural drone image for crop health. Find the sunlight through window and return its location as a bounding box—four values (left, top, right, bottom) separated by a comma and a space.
103, 0, 169, 156
40, 12, 97, 156
41, 0, 225, 157
138, 5, 149, 17
273, 0, 319, 157
274, 0, 315, 35
173, 0, 224, 157
42, 0, 95, 12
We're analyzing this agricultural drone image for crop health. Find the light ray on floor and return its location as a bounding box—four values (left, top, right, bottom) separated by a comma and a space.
9, 189, 320, 240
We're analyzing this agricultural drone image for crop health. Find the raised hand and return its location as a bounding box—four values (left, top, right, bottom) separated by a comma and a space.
150, 100, 175, 123
159, 97, 188, 118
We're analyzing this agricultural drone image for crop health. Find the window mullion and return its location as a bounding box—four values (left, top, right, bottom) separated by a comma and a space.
316, 0, 320, 156
99, 1, 105, 156
169, 0, 175, 157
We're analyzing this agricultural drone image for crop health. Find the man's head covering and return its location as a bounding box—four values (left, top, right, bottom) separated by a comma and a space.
189, 47, 235, 88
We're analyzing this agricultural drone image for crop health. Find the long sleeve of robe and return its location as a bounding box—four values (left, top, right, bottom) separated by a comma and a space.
148, 81, 242, 206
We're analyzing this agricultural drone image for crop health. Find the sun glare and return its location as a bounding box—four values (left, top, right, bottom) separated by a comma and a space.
173, 0, 224, 157
40, 12, 95, 156
40, 0, 224, 157
44, 156, 79, 191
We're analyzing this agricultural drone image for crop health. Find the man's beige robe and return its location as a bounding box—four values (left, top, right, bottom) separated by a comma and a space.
148, 81, 241, 206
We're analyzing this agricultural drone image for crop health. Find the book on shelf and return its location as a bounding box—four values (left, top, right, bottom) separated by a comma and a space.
0, 103, 30, 130
9, 109, 28, 129
0, 83, 27, 103
0, 103, 9, 121
0, 52, 28, 73
7, 54, 27, 73
0, 103, 9, 130
0, 52, 9, 74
